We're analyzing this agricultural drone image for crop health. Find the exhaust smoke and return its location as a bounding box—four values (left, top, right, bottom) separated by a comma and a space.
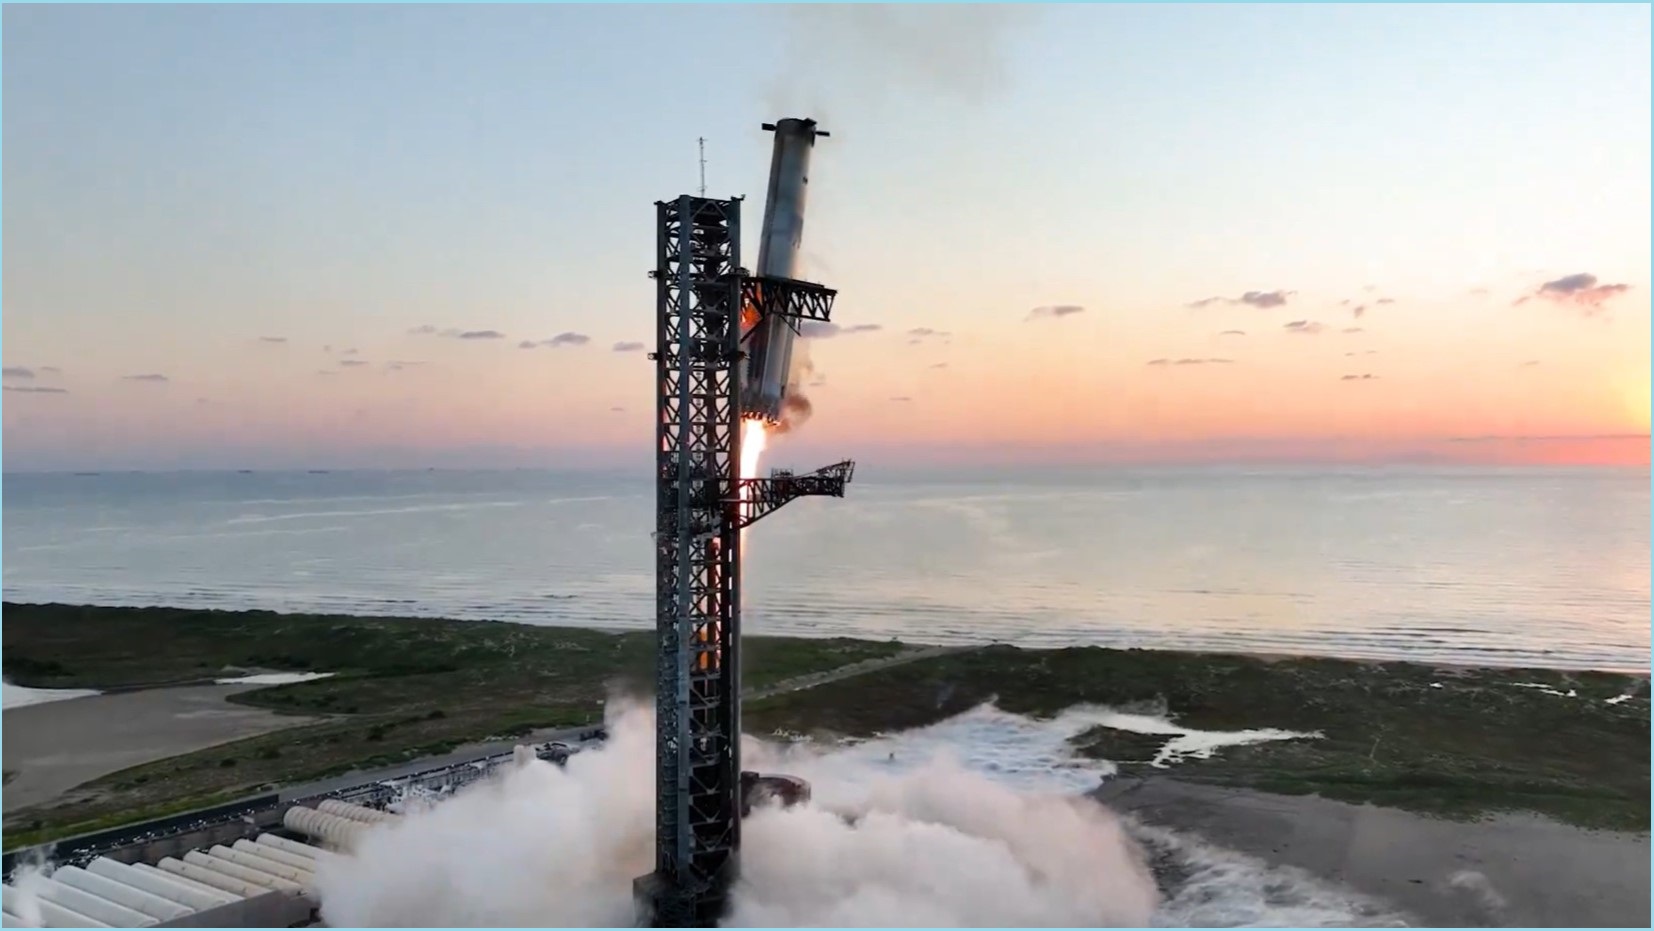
313, 701, 1405, 928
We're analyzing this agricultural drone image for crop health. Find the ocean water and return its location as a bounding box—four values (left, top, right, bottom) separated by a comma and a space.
2, 466, 1648, 672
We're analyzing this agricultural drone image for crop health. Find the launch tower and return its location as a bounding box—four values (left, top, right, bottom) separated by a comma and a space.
638, 119, 854, 927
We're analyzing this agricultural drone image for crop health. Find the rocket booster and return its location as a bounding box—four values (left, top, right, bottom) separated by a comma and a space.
740, 118, 828, 424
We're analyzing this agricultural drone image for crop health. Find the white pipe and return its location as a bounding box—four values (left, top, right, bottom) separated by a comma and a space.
32, 880, 154, 928
253, 834, 333, 864
206, 846, 311, 886
2, 883, 109, 929
48, 868, 188, 922
124, 865, 237, 907
85, 860, 230, 912
231, 841, 316, 874
282, 807, 365, 850
153, 859, 264, 899
317, 799, 398, 824
180, 852, 299, 893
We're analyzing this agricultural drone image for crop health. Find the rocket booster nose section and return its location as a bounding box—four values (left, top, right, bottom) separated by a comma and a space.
742, 116, 832, 423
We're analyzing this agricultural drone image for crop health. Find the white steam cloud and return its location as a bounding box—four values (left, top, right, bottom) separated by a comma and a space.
314, 702, 1405, 928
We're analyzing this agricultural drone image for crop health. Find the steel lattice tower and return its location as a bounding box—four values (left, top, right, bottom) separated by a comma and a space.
641, 162, 853, 925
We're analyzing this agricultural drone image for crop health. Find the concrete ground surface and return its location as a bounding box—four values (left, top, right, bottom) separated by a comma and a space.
1, 685, 319, 812
1095, 776, 1651, 928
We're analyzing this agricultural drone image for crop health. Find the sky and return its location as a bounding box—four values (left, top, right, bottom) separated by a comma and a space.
2, 3, 1650, 472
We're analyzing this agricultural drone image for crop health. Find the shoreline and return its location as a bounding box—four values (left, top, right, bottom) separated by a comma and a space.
4, 599, 1649, 680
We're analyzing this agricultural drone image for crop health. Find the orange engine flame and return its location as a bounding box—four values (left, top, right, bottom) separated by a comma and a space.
741, 417, 768, 481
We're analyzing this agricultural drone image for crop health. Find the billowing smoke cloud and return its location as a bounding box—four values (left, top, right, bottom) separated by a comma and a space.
1515, 272, 1633, 313
1187, 290, 1293, 309
314, 702, 1160, 927
771, 342, 817, 435
769, 6, 1038, 113
1028, 305, 1085, 320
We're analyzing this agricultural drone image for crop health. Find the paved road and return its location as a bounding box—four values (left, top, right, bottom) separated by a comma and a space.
748, 645, 974, 701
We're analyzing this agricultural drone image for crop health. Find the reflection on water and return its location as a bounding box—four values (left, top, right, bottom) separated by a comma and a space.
3, 466, 1648, 671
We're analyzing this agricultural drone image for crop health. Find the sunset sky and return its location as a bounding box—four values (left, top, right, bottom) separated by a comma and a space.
3, 3, 1649, 472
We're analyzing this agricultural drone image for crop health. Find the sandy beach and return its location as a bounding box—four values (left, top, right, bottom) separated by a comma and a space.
1096, 776, 1651, 928
1, 684, 319, 812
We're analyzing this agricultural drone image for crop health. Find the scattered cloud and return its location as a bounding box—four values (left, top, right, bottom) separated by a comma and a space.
4, 385, 67, 394
1218, 330, 1246, 337
907, 327, 950, 339
889, 395, 913, 402
1362, 285, 1378, 293
1516, 272, 1632, 313
39, 366, 61, 375
412, 325, 509, 339
1284, 320, 1325, 335
1147, 359, 1169, 366
517, 340, 537, 350
3, 366, 35, 379
385, 360, 426, 372
257, 336, 287, 344
1187, 290, 1292, 309
1342, 327, 1364, 334
548, 332, 590, 347
1351, 304, 1367, 319
1376, 298, 1395, 305
1469, 287, 1491, 297
338, 359, 370, 368
1519, 359, 1540, 367
612, 341, 646, 353
929, 362, 949, 369
1173, 357, 1235, 366
1344, 350, 1378, 357
1027, 304, 1085, 320
799, 322, 881, 339
1340, 373, 1379, 381
122, 373, 169, 383
610, 406, 626, 413
341, 347, 359, 356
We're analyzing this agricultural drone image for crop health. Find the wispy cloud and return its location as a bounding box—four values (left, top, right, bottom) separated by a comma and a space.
1516, 272, 1632, 313
889, 395, 913, 402
1218, 330, 1246, 337
1284, 320, 1324, 335
907, 326, 950, 338
1351, 304, 1367, 319
929, 362, 949, 369
1177, 358, 1234, 366
4, 385, 68, 394
385, 360, 426, 372
1344, 350, 1378, 357
798, 322, 881, 339
122, 373, 169, 383
548, 332, 590, 347
411, 325, 509, 339
1027, 304, 1085, 320
612, 341, 646, 353
610, 406, 626, 413
1342, 327, 1364, 334
338, 359, 370, 368
1187, 290, 1292, 309
1340, 373, 1379, 381
1519, 359, 1541, 367
257, 336, 287, 344
1375, 298, 1395, 305
39, 366, 61, 375
3, 366, 35, 379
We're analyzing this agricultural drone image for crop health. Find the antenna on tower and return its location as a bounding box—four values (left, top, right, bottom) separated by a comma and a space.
698, 137, 707, 196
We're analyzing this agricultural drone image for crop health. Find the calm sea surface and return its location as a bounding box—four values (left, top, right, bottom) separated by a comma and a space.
3, 467, 1648, 672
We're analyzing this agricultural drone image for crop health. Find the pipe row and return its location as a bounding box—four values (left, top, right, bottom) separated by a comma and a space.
315, 799, 398, 824
283, 807, 367, 851
84, 859, 233, 912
